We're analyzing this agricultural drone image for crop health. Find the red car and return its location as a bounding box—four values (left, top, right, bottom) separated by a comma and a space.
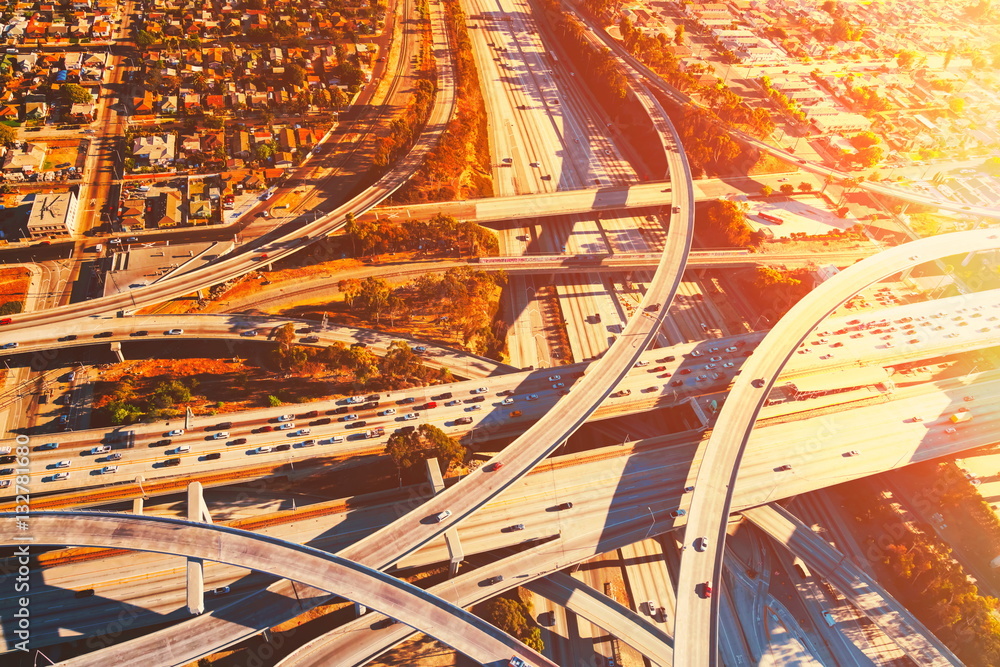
490, 462, 504, 472
702, 582, 713, 598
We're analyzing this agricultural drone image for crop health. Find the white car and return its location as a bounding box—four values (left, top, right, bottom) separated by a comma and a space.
379, 408, 396, 416
526, 394, 539, 401
501, 397, 514, 405
472, 387, 488, 394
90, 446, 110, 454
52, 472, 70, 481
634, 360, 649, 367
708, 356, 722, 362
295, 429, 311, 436
54, 460, 70, 468
341, 414, 358, 421
278, 414, 294, 421
165, 329, 183, 335
101, 466, 118, 474
255, 446, 272, 454
467, 405, 482, 411
403, 412, 418, 420
167, 429, 184, 436
552, 382, 564, 389
278, 423, 294, 430
212, 431, 229, 439
547, 375, 561, 382
174, 445, 190, 454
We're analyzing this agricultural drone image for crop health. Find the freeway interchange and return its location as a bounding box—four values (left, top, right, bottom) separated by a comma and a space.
1, 0, 1000, 663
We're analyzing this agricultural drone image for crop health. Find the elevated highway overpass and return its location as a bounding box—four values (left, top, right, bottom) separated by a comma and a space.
674, 228, 1000, 666
4, 284, 999, 500
0, 511, 555, 667
16, 369, 1000, 663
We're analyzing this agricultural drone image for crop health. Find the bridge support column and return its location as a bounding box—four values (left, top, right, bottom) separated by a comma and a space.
109, 341, 124, 363
354, 602, 367, 618
132, 496, 143, 514
186, 482, 213, 615
425, 458, 464, 577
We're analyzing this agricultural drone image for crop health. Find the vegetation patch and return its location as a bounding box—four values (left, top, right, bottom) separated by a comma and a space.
833, 475, 1000, 665
91, 334, 452, 426
394, 0, 493, 202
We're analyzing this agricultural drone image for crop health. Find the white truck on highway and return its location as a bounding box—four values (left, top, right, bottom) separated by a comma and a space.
950, 411, 972, 424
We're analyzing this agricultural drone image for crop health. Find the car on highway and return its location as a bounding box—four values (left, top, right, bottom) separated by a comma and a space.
445, 399, 461, 407
695, 375, 709, 381
90, 445, 110, 455
254, 446, 272, 454
165, 329, 183, 335
203, 453, 221, 460
467, 405, 482, 412
472, 387, 488, 394
701, 582, 713, 598
211, 431, 229, 439
526, 394, 539, 401
509, 410, 523, 417
552, 382, 565, 389
167, 429, 184, 436
776, 464, 792, 471
844, 450, 860, 457
751, 378, 765, 388
945, 427, 957, 434
695, 537, 709, 552
708, 356, 722, 362
241, 329, 258, 337
509, 523, 525, 531
547, 375, 561, 382
278, 422, 295, 429
670, 509, 686, 518
293, 429, 311, 436
339, 414, 358, 422
211, 586, 231, 595
52, 472, 70, 481
278, 414, 294, 421
501, 397, 514, 405
100, 466, 118, 474
274, 444, 291, 451
54, 460, 70, 468
38, 442, 59, 450
633, 360, 649, 367
434, 510, 452, 522
413, 346, 427, 352
379, 408, 396, 416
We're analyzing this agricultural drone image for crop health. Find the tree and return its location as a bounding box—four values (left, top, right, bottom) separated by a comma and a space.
699, 199, 753, 247
896, 49, 919, 68
674, 24, 684, 45
285, 64, 307, 87
273, 323, 296, 349
948, 97, 965, 114
821, 0, 837, 13
136, 30, 158, 49
760, 184, 774, 197
855, 145, 884, 168
848, 130, 878, 150
0, 124, 14, 147
798, 181, 813, 192
62, 83, 92, 105
385, 424, 464, 471
355, 277, 392, 323
780, 183, 795, 194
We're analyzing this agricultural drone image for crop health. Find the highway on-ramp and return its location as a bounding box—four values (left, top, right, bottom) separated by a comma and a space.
744, 503, 961, 666
0, 511, 555, 667
673, 228, 1000, 666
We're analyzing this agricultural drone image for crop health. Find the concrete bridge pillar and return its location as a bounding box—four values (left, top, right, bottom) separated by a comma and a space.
425, 458, 464, 577
109, 341, 124, 362
132, 496, 143, 514
186, 482, 213, 615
